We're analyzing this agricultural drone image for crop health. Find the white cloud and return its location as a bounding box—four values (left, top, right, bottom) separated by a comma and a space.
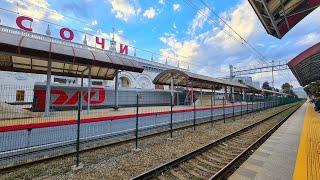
188, 7, 210, 36
6, 0, 63, 21
173, 23, 177, 29
202, 0, 261, 51
107, 0, 139, 21
159, 33, 200, 66
173, 4, 181, 11
91, 19, 98, 26
295, 32, 320, 47
158, 0, 164, 4
143, 7, 157, 19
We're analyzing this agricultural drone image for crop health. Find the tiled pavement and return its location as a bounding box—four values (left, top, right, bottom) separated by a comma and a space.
229, 103, 307, 180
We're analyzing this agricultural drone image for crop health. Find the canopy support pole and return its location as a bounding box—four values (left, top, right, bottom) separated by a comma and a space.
44, 59, 52, 117
87, 67, 91, 114
114, 70, 119, 110
200, 87, 203, 106
170, 76, 174, 105
191, 86, 194, 105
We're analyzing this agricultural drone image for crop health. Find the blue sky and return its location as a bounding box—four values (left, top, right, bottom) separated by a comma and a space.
0, 0, 319, 88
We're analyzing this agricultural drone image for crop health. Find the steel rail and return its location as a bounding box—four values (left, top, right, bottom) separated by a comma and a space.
131, 103, 301, 180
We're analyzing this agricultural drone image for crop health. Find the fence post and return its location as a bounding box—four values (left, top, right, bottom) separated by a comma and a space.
211, 88, 213, 127
75, 74, 83, 167
134, 93, 140, 151
252, 96, 255, 118
240, 99, 242, 118
169, 94, 173, 139
193, 99, 196, 131
232, 101, 235, 121
246, 96, 249, 116
223, 97, 226, 123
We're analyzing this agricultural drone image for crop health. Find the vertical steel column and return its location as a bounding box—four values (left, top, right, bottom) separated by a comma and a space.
246, 93, 249, 115
76, 74, 84, 167
213, 88, 216, 106
170, 76, 174, 139
193, 98, 196, 131
232, 88, 235, 121
223, 97, 226, 123
210, 88, 213, 127
191, 86, 194, 104
87, 67, 91, 114
240, 89, 243, 118
44, 59, 52, 116
135, 93, 139, 150
200, 87, 203, 106
114, 70, 119, 110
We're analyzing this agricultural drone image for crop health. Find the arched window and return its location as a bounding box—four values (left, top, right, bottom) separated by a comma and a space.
119, 77, 131, 88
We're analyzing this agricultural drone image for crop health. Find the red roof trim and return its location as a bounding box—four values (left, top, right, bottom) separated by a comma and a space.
288, 42, 320, 67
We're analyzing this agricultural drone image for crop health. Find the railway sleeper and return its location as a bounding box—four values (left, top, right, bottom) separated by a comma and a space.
180, 164, 206, 179
213, 147, 239, 157
195, 156, 224, 170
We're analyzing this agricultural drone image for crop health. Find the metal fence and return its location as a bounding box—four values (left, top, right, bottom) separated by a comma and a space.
0, 84, 300, 169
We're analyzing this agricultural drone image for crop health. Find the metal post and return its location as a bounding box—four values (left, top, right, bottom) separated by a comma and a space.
213, 88, 216, 106
114, 70, 119, 110
44, 59, 52, 116
191, 87, 194, 104
200, 87, 203, 106
135, 93, 139, 150
246, 94, 249, 116
232, 88, 235, 121
211, 88, 213, 127
170, 94, 173, 139
193, 98, 196, 131
232, 100, 235, 121
76, 74, 84, 167
87, 67, 91, 114
240, 98, 242, 118
223, 97, 226, 123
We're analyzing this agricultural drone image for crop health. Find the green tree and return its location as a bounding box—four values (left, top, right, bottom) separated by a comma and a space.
262, 81, 272, 90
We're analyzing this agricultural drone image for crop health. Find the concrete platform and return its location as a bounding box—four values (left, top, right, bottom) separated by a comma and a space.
229, 102, 307, 180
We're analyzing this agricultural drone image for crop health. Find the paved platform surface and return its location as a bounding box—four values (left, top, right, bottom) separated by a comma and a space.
229, 102, 307, 180
293, 103, 320, 180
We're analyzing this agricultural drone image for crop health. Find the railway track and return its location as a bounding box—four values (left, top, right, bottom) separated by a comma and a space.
132, 103, 301, 180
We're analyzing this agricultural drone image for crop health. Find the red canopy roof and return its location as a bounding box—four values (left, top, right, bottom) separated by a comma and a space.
288, 42, 320, 86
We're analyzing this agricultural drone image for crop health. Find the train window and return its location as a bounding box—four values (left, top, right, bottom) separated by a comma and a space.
16, 90, 25, 102
54, 77, 67, 84
92, 81, 103, 86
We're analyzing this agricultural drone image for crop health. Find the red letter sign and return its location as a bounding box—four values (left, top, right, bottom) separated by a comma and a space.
119, 44, 128, 54
16, 16, 33, 32
95, 37, 105, 49
59, 28, 74, 41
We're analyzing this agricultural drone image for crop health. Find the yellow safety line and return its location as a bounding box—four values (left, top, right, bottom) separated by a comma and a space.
293, 103, 320, 180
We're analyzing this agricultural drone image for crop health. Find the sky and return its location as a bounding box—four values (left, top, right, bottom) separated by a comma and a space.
0, 0, 319, 89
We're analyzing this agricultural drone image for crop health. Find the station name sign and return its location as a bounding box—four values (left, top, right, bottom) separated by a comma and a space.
14, 16, 129, 54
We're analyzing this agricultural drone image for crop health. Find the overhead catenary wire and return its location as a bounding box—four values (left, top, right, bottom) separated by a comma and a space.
185, 0, 298, 87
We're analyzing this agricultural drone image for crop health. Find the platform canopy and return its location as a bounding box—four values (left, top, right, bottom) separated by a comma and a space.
246, 85, 288, 96
0, 25, 143, 80
153, 69, 248, 90
249, 0, 320, 39
288, 42, 320, 87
